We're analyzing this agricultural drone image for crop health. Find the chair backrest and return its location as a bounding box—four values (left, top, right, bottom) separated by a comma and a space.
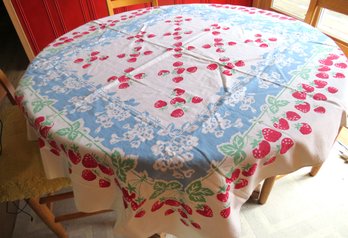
304, 0, 348, 56
106, 0, 158, 15
305, 0, 348, 25
0, 69, 16, 105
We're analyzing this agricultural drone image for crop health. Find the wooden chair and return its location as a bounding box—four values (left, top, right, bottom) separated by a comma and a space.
0, 69, 110, 238
106, 0, 159, 15
258, 165, 322, 204
304, 0, 348, 56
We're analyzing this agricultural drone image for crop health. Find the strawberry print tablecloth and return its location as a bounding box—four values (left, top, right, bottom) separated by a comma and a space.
16, 4, 348, 238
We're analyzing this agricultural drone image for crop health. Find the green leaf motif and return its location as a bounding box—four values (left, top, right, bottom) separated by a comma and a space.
233, 150, 246, 165
218, 134, 246, 165
232, 135, 244, 149
150, 190, 165, 200
32, 100, 54, 113
56, 121, 81, 141
218, 144, 236, 157
112, 156, 136, 183
266, 95, 289, 114
167, 181, 182, 190
188, 193, 206, 203
186, 181, 213, 203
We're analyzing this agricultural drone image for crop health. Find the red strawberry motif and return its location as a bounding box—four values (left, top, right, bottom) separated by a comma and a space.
222, 70, 232, 76
180, 219, 189, 226
226, 168, 240, 184
151, 200, 165, 212
82, 169, 96, 181
259, 43, 268, 48
172, 76, 184, 83
175, 68, 185, 74
134, 73, 145, 80
292, 91, 306, 100
219, 57, 230, 62
74, 58, 84, 63
217, 191, 229, 202
178, 209, 188, 219
39, 125, 52, 138
187, 66, 197, 73
164, 209, 175, 216
242, 163, 257, 177
262, 128, 282, 142
127, 57, 137, 63
196, 204, 213, 217
301, 84, 314, 93
68, 149, 81, 164
191, 222, 201, 230
191, 96, 203, 104
135, 210, 145, 218
181, 203, 192, 215
234, 178, 248, 189
313, 93, 327, 101
220, 207, 231, 218
154, 100, 167, 108
165, 199, 181, 207
147, 33, 156, 38
263, 156, 276, 165
90, 51, 99, 56
34, 116, 45, 128
228, 41, 237, 46
173, 61, 183, 67
252, 140, 271, 159
333, 72, 345, 78
202, 44, 211, 49
313, 80, 327, 88
131, 44, 141, 51
38, 138, 45, 148
286, 111, 301, 121
170, 97, 186, 105
298, 122, 312, 135
334, 62, 347, 69
212, 31, 220, 35
143, 50, 153, 55
99, 179, 111, 188
314, 106, 326, 114
295, 102, 310, 113
207, 63, 218, 70
118, 75, 130, 82
124, 67, 134, 73
107, 76, 117, 82
82, 153, 98, 168
316, 72, 329, 79
158, 70, 170, 76
327, 87, 338, 94
98, 164, 114, 175
173, 88, 185, 96
280, 137, 294, 154
119, 83, 129, 89
273, 118, 289, 130
99, 55, 109, 61
319, 59, 333, 66
318, 65, 330, 71
171, 108, 184, 118
234, 60, 245, 67
327, 54, 339, 60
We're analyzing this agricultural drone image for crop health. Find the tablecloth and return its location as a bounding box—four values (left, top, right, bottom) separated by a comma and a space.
16, 4, 348, 238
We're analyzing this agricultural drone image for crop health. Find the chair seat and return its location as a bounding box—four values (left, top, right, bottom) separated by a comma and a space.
0, 105, 70, 202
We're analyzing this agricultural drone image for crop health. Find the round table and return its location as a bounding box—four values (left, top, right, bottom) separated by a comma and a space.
17, 4, 348, 238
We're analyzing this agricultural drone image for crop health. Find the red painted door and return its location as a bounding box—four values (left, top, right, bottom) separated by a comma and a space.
10, 0, 251, 57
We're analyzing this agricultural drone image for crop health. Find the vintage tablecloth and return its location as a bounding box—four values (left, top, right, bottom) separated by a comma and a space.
16, 4, 348, 238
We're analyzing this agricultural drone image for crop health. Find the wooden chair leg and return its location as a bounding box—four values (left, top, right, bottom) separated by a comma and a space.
258, 176, 276, 205
26, 197, 68, 238
309, 164, 322, 177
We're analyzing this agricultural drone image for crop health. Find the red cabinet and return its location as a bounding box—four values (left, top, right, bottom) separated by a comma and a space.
3, 0, 251, 61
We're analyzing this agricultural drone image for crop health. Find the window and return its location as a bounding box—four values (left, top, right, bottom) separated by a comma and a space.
316, 9, 348, 42
252, 0, 348, 55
